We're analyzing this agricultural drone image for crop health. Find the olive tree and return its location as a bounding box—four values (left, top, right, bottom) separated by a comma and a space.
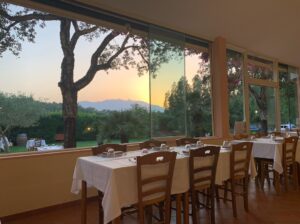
0, 92, 45, 151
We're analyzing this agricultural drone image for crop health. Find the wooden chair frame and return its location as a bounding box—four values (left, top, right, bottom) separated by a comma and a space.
189, 146, 220, 224
176, 137, 199, 146
139, 139, 166, 149
218, 142, 253, 217
92, 143, 127, 156
136, 151, 176, 224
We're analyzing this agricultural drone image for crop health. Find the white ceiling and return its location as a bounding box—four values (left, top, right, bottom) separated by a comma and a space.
11, 0, 300, 67
75, 0, 300, 67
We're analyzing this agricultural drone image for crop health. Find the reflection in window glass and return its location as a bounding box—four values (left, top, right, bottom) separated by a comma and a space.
249, 85, 276, 133
279, 64, 299, 129
247, 55, 273, 80
149, 27, 185, 137
227, 50, 244, 132
185, 47, 212, 137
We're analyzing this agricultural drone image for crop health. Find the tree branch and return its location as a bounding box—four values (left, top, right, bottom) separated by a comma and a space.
70, 22, 98, 50
0, 10, 60, 22
74, 31, 120, 90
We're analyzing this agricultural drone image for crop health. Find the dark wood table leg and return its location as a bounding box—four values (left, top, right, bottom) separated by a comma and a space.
81, 180, 87, 224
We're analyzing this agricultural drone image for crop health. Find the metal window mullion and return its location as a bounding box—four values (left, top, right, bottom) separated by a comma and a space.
243, 52, 250, 133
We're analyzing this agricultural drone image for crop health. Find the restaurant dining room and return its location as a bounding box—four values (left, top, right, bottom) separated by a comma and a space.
1, 0, 300, 223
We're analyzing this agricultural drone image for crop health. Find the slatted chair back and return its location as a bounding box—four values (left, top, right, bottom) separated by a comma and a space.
270, 131, 282, 137
136, 151, 176, 224
189, 146, 220, 191
283, 136, 298, 166
176, 137, 198, 146
230, 142, 253, 180
92, 144, 127, 156
233, 134, 248, 140
139, 139, 166, 149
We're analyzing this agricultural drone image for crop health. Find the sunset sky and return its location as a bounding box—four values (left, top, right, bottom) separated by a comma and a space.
0, 20, 203, 107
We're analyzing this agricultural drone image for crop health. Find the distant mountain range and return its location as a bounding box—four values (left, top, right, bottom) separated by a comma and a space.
79, 99, 164, 112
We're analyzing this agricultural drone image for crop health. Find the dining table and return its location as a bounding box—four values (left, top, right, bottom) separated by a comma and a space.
71, 146, 257, 224
233, 137, 300, 174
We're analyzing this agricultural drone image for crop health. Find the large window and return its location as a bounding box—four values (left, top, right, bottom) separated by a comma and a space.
0, 2, 212, 154
279, 64, 299, 130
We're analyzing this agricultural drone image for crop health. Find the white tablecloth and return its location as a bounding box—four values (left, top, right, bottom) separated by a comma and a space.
71, 147, 257, 224
36, 145, 64, 151
233, 138, 300, 174
26, 139, 46, 149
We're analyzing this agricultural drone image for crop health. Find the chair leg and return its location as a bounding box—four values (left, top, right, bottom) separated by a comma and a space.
159, 201, 164, 221
191, 190, 198, 224
274, 170, 280, 193
175, 194, 182, 224
210, 186, 216, 224
230, 179, 237, 218
283, 166, 288, 191
223, 181, 228, 203
215, 186, 220, 202
138, 205, 145, 224
243, 177, 249, 212
293, 163, 299, 190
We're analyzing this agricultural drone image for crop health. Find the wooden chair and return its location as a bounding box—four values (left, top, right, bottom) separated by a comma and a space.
136, 151, 176, 224
92, 144, 127, 224
261, 136, 299, 191
233, 133, 248, 140
219, 142, 253, 217
270, 131, 282, 137
139, 139, 166, 149
92, 143, 127, 155
176, 137, 198, 146
189, 146, 220, 224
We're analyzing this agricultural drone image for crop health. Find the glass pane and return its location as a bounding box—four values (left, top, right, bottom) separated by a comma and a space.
185, 46, 212, 137
247, 55, 274, 80
249, 85, 276, 133
227, 50, 244, 132
149, 27, 185, 137
279, 64, 299, 130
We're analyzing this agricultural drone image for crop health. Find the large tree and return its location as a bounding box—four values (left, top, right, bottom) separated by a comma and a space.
0, 3, 164, 147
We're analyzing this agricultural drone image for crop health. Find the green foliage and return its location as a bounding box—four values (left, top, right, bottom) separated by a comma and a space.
96, 105, 149, 143
0, 92, 48, 134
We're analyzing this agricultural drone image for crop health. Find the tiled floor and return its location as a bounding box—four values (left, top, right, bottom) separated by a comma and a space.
3, 181, 300, 224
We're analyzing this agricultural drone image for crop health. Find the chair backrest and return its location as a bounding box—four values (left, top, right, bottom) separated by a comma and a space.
270, 131, 282, 137
176, 137, 198, 146
233, 133, 248, 140
91, 144, 127, 156
283, 136, 298, 166
139, 139, 166, 149
189, 146, 220, 191
296, 129, 300, 138
136, 151, 176, 208
230, 142, 253, 179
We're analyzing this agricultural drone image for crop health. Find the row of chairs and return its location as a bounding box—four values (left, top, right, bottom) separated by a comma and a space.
92, 138, 253, 224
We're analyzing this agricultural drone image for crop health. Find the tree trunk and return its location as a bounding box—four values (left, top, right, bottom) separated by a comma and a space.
59, 19, 77, 149
62, 88, 77, 148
